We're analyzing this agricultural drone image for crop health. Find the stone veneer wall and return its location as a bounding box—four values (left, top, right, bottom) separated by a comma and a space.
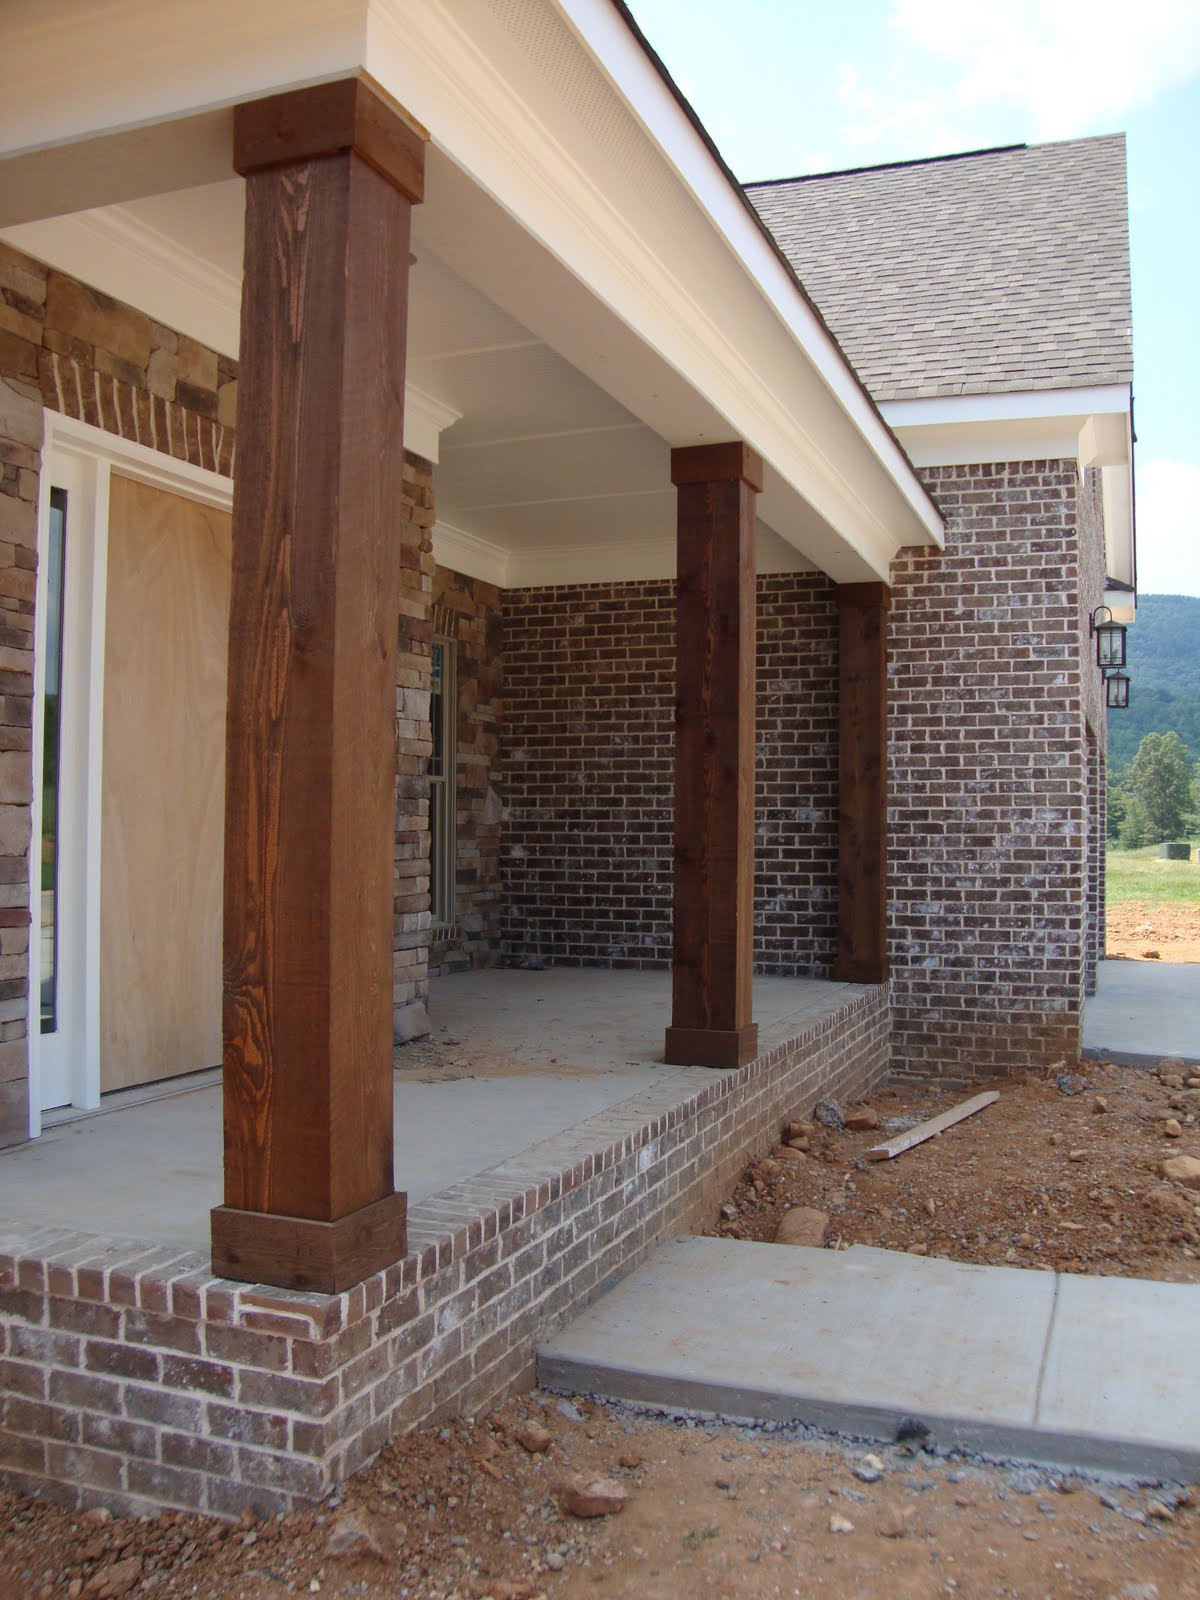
888, 461, 1095, 1079
500, 573, 839, 975
0, 239, 438, 1124
0, 984, 888, 1516
428, 567, 503, 976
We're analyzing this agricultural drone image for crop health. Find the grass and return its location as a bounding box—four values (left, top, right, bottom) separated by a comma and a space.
1106, 841, 1200, 905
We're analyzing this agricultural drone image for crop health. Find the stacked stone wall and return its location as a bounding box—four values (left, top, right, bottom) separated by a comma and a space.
428, 568, 504, 976
500, 572, 839, 974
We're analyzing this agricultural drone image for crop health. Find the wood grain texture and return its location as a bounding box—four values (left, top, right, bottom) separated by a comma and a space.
221, 129, 418, 1233
665, 444, 761, 1070
234, 74, 425, 202
865, 1090, 999, 1161
101, 475, 230, 1091
834, 582, 890, 984
211, 1190, 407, 1294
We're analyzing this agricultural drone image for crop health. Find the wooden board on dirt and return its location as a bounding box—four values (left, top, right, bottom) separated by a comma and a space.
865, 1090, 999, 1162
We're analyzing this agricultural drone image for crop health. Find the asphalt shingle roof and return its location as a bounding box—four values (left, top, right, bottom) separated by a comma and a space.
746, 135, 1132, 402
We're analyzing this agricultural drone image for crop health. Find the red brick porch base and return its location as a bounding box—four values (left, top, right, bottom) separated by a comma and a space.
0, 985, 888, 1516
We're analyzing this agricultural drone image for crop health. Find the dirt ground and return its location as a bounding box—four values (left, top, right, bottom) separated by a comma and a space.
1107, 900, 1200, 963
708, 1058, 1200, 1284
4, 1389, 1198, 1600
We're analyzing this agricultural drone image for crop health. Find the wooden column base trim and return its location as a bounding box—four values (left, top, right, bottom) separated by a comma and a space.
833, 958, 890, 985
211, 1191, 408, 1294
664, 1023, 759, 1070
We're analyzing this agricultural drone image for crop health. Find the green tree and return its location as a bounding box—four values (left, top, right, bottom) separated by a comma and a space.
1106, 776, 1126, 842
1118, 792, 1148, 850
1125, 731, 1193, 843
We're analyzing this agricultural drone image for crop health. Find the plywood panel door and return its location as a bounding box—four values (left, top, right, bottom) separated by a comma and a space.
100, 475, 231, 1091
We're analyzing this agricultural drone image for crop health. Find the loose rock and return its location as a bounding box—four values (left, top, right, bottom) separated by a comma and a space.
877, 1505, 915, 1539
774, 1207, 831, 1248
560, 1476, 629, 1518
513, 1422, 553, 1454
829, 1514, 854, 1534
326, 1512, 387, 1562
844, 1107, 880, 1132
1162, 1155, 1200, 1189
814, 1098, 845, 1131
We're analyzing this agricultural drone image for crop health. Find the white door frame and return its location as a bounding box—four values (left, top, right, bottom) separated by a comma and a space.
29, 412, 233, 1137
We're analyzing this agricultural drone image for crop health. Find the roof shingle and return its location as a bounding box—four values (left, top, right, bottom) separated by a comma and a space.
747, 136, 1132, 402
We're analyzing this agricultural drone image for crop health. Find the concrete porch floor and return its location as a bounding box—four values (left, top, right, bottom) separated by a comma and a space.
0, 970, 864, 1253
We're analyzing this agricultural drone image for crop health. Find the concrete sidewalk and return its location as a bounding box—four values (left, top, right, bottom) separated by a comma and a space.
539, 1235, 1200, 1479
1083, 958, 1200, 1066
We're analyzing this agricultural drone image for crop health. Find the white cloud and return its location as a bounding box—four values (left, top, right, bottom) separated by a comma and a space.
1135, 458, 1200, 596
837, 0, 1200, 148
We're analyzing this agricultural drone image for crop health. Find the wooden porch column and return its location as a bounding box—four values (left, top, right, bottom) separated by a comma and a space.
210, 76, 426, 1293
664, 442, 761, 1070
834, 582, 890, 985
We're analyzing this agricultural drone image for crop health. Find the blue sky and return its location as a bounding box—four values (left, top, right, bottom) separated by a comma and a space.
628, 0, 1200, 597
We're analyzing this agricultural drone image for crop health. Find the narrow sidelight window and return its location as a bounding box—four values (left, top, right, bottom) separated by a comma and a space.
40, 488, 68, 1033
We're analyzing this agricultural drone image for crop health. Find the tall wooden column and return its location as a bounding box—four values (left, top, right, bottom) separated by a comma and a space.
664, 442, 761, 1070
210, 76, 426, 1293
834, 583, 890, 985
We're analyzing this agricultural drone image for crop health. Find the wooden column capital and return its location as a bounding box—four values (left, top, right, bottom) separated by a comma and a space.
670, 441, 764, 492
234, 73, 426, 202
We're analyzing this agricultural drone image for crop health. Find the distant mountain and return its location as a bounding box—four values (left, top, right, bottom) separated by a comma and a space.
1108, 594, 1200, 776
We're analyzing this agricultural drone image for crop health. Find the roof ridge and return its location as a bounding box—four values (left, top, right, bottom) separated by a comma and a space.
745, 132, 1125, 192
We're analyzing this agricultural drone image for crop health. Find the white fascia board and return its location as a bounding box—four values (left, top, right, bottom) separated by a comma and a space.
882, 387, 1133, 469
549, 0, 941, 549
365, 0, 942, 577
881, 386, 1132, 429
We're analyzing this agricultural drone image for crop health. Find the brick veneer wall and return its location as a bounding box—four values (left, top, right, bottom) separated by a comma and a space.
0, 240, 439, 1121
501, 573, 839, 975
888, 461, 1092, 1079
428, 568, 503, 976
0, 983, 888, 1516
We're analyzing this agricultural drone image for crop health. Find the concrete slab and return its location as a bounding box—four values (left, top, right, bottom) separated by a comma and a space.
540, 1236, 1055, 1455
1038, 1272, 1200, 1477
1083, 959, 1200, 1067
2, 970, 866, 1253
0, 1068, 675, 1249
539, 1235, 1200, 1477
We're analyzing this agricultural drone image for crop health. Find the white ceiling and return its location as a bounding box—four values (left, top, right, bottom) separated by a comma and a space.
5, 168, 812, 587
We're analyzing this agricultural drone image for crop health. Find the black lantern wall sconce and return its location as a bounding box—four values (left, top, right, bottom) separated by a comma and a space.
1089, 606, 1127, 670
1089, 606, 1130, 709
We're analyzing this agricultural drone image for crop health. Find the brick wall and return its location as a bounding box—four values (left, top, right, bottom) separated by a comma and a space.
0, 983, 888, 1516
888, 461, 1090, 1079
429, 567, 503, 976
500, 573, 839, 975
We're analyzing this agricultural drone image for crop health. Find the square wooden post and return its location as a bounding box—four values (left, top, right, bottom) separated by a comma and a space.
834, 582, 890, 985
664, 442, 761, 1070
210, 76, 426, 1293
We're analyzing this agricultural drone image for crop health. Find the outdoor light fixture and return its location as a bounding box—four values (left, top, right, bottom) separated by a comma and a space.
1089, 605, 1127, 670
1105, 671, 1130, 710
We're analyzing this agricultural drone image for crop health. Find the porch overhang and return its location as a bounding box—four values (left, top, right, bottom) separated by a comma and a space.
881, 384, 1137, 608
0, 0, 944, 587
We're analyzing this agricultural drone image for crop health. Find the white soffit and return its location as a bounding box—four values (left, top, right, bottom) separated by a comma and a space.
882, 386, 1136, 593
2, 0, 943, 580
